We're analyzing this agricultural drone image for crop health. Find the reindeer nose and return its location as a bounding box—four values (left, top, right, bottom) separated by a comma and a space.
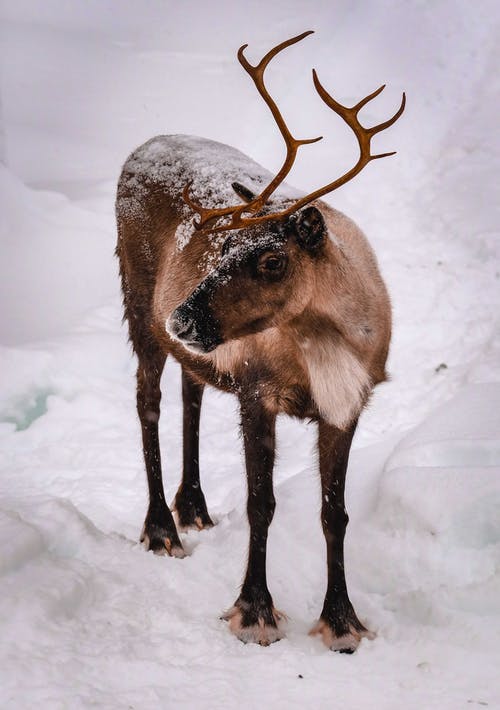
166, 293, 223, 354
167, 313, 195, 342
176, 318, 194, 339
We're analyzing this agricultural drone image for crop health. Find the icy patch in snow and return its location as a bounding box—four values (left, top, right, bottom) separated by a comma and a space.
1, 388, 53, 431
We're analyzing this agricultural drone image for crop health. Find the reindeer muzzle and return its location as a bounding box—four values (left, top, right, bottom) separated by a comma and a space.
167, 294, 222, 354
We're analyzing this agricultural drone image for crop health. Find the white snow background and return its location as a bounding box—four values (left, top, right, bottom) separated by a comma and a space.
1, 1, 499, 708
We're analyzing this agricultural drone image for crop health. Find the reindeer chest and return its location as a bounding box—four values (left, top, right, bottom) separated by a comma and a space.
207, 333, 315, 419
251, 373, 317, 420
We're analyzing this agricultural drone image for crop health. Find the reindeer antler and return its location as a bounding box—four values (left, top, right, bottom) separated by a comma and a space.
183, 32, 406, 233
183, 31, 321, 231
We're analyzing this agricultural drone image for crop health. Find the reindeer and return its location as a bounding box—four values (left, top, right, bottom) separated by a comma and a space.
116, 31, 405, 652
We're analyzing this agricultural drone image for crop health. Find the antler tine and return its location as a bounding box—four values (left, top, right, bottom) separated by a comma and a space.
311, 69, 372, 166
367, 92, 406, 135
313, 69, 406, 145
352, 84, 386, 113
238, 30, 315, 76
311, 69, 406, 162
371, 150, 398, 159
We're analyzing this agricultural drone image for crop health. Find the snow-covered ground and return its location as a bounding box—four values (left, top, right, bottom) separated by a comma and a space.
1, 2, 499, 708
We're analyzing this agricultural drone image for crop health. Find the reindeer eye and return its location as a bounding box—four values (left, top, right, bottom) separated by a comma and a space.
254, 249, 288, 281
264, 256, 283, 270
257, 252, 287, 278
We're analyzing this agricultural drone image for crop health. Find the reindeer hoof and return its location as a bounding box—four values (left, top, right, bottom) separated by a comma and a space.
140, 522, 186, 558
173, 486, 214, 531
222, 601, 286, 646
310, 618, 375, 653
175, 512, 214, 532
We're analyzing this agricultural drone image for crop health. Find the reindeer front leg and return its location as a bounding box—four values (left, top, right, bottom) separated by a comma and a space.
137, 349, 184, 558
173, 369, 213, 530
222, 396, 285, 645
312, 419, 375, 652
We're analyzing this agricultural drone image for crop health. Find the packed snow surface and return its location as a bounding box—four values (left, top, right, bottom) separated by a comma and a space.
1, 2, 499, 709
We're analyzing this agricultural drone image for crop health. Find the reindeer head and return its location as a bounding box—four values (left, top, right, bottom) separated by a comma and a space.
167, 31, 405, 354
167, 203, 327, 353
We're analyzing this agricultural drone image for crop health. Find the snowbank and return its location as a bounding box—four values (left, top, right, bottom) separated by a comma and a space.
0, 166, 118, 344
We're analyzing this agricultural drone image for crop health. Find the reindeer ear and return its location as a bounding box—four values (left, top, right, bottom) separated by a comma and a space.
294, 206, 326, 251
231, 182, 256, 203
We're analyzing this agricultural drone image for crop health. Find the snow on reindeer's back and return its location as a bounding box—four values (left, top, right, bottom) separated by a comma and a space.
116, 134, 302, 250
